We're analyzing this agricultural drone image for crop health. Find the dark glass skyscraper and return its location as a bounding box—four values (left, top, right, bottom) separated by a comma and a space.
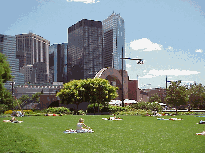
67, 19, 103, 81
49, 43, 68, 83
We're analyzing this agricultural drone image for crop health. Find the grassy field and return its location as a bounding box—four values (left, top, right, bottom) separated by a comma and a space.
0, 115, 205, 153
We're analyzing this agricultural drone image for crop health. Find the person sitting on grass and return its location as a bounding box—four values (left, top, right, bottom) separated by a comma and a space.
76, 118, 91, 133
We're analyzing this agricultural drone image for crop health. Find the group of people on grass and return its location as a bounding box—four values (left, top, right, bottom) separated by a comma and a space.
3, 110, 205, 135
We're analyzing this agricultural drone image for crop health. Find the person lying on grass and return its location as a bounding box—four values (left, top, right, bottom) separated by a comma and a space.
44, 113, 62, 116
76, 118, 92, 133
3, 117, 23, 123
169, 118, 183, 120
196, 120, 205, 124
102, 114, 122, 120
196, 131, 205, 135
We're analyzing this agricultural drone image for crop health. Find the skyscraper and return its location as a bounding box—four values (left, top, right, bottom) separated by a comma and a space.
102, 12, 126, 70
49, 43, 68, 83
16, 33, 50, 83
67, 19, 103, 81
0, 34, 25, 88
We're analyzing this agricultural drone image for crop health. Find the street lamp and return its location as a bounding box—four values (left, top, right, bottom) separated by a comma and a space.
166, 75, 182, 89
10, 80, 15, 110
120, 46, 144, 107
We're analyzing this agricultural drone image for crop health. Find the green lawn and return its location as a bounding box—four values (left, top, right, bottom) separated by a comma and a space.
0, 115, 205, 153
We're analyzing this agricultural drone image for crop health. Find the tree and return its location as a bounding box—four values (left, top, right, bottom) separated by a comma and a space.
56, 78, 118, 114
83, 78, 118, 114
0, 53, 13, 83
0, 86, 15, 110
188, 83, 205, 109
0, 53, 14, 110
17, 94, 30, 107
56, 79, 85, 113
31, 92, 42, 103
149, 93, 162, 103
165, 81, 189, 114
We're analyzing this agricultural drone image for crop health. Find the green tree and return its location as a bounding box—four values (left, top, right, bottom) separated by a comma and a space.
0, 52, 14, 110
56, 78, 118, 114
149, 93, 162, 103
83, 78, 118, 114
165, 81, 189, 114
31, 92, 42, 103
17, 94, 30, 108
0, 53, 13, 83
56, 79, 85, 113
188, 83, 205, 109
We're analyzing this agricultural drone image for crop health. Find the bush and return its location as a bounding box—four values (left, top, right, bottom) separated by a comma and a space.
4, 110, 13, 114
78, 110, 86, 115
87, 103, 129, 114
46, 107, 71, 114
130, 101, 162, 111
87, 103, 105, 113
0, 104, 8, 114
116, 109, 153, 116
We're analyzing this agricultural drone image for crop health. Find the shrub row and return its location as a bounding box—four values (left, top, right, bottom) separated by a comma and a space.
46, 107, 71, 114
130, 102, 163, 111
4, 110, 33, 114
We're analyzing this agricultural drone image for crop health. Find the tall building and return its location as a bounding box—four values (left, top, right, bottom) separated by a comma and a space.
31, 62, 48, 84
15, 33, 50, 83
102, 12, 126, 70
20, 65, 33, 84
49, 45, 56, 83
49, 43, 68, 83
67, 19, 103, 81
0, 34, 25, 88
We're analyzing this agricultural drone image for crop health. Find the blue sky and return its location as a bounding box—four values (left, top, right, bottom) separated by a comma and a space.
1, 0, 205, 88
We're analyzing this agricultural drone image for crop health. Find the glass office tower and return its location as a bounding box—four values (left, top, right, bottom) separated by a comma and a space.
103, 12, 126, 70
49, 43, 68, 83
0, 34, 25, 88
67, 19, 103, 81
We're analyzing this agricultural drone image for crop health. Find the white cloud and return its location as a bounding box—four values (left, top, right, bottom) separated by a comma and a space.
195, 49, 203, 53
66, 0, 99, 4
166, 46, 174, 51
139, 69, 200, 78
126, 64, 131, 68
130, 38, 163, 51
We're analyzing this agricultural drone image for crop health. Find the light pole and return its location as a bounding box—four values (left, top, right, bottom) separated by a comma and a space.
121, 46, 144, 107
10, 80, 15, 110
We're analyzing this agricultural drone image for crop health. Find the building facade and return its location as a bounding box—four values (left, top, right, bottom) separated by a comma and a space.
67, 19, 103, 81
0, 34, 25, 88
49, 43, 68, 83
20, 65, 33, 84
102, 12, 126, 70
15, 33, 50, 83
31, 62, 48, 84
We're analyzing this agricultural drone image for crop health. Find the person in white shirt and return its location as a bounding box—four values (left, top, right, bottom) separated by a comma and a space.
76, 118, 90, 133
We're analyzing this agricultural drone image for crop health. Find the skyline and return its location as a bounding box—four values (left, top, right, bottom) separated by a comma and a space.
1, 0, 205, 88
